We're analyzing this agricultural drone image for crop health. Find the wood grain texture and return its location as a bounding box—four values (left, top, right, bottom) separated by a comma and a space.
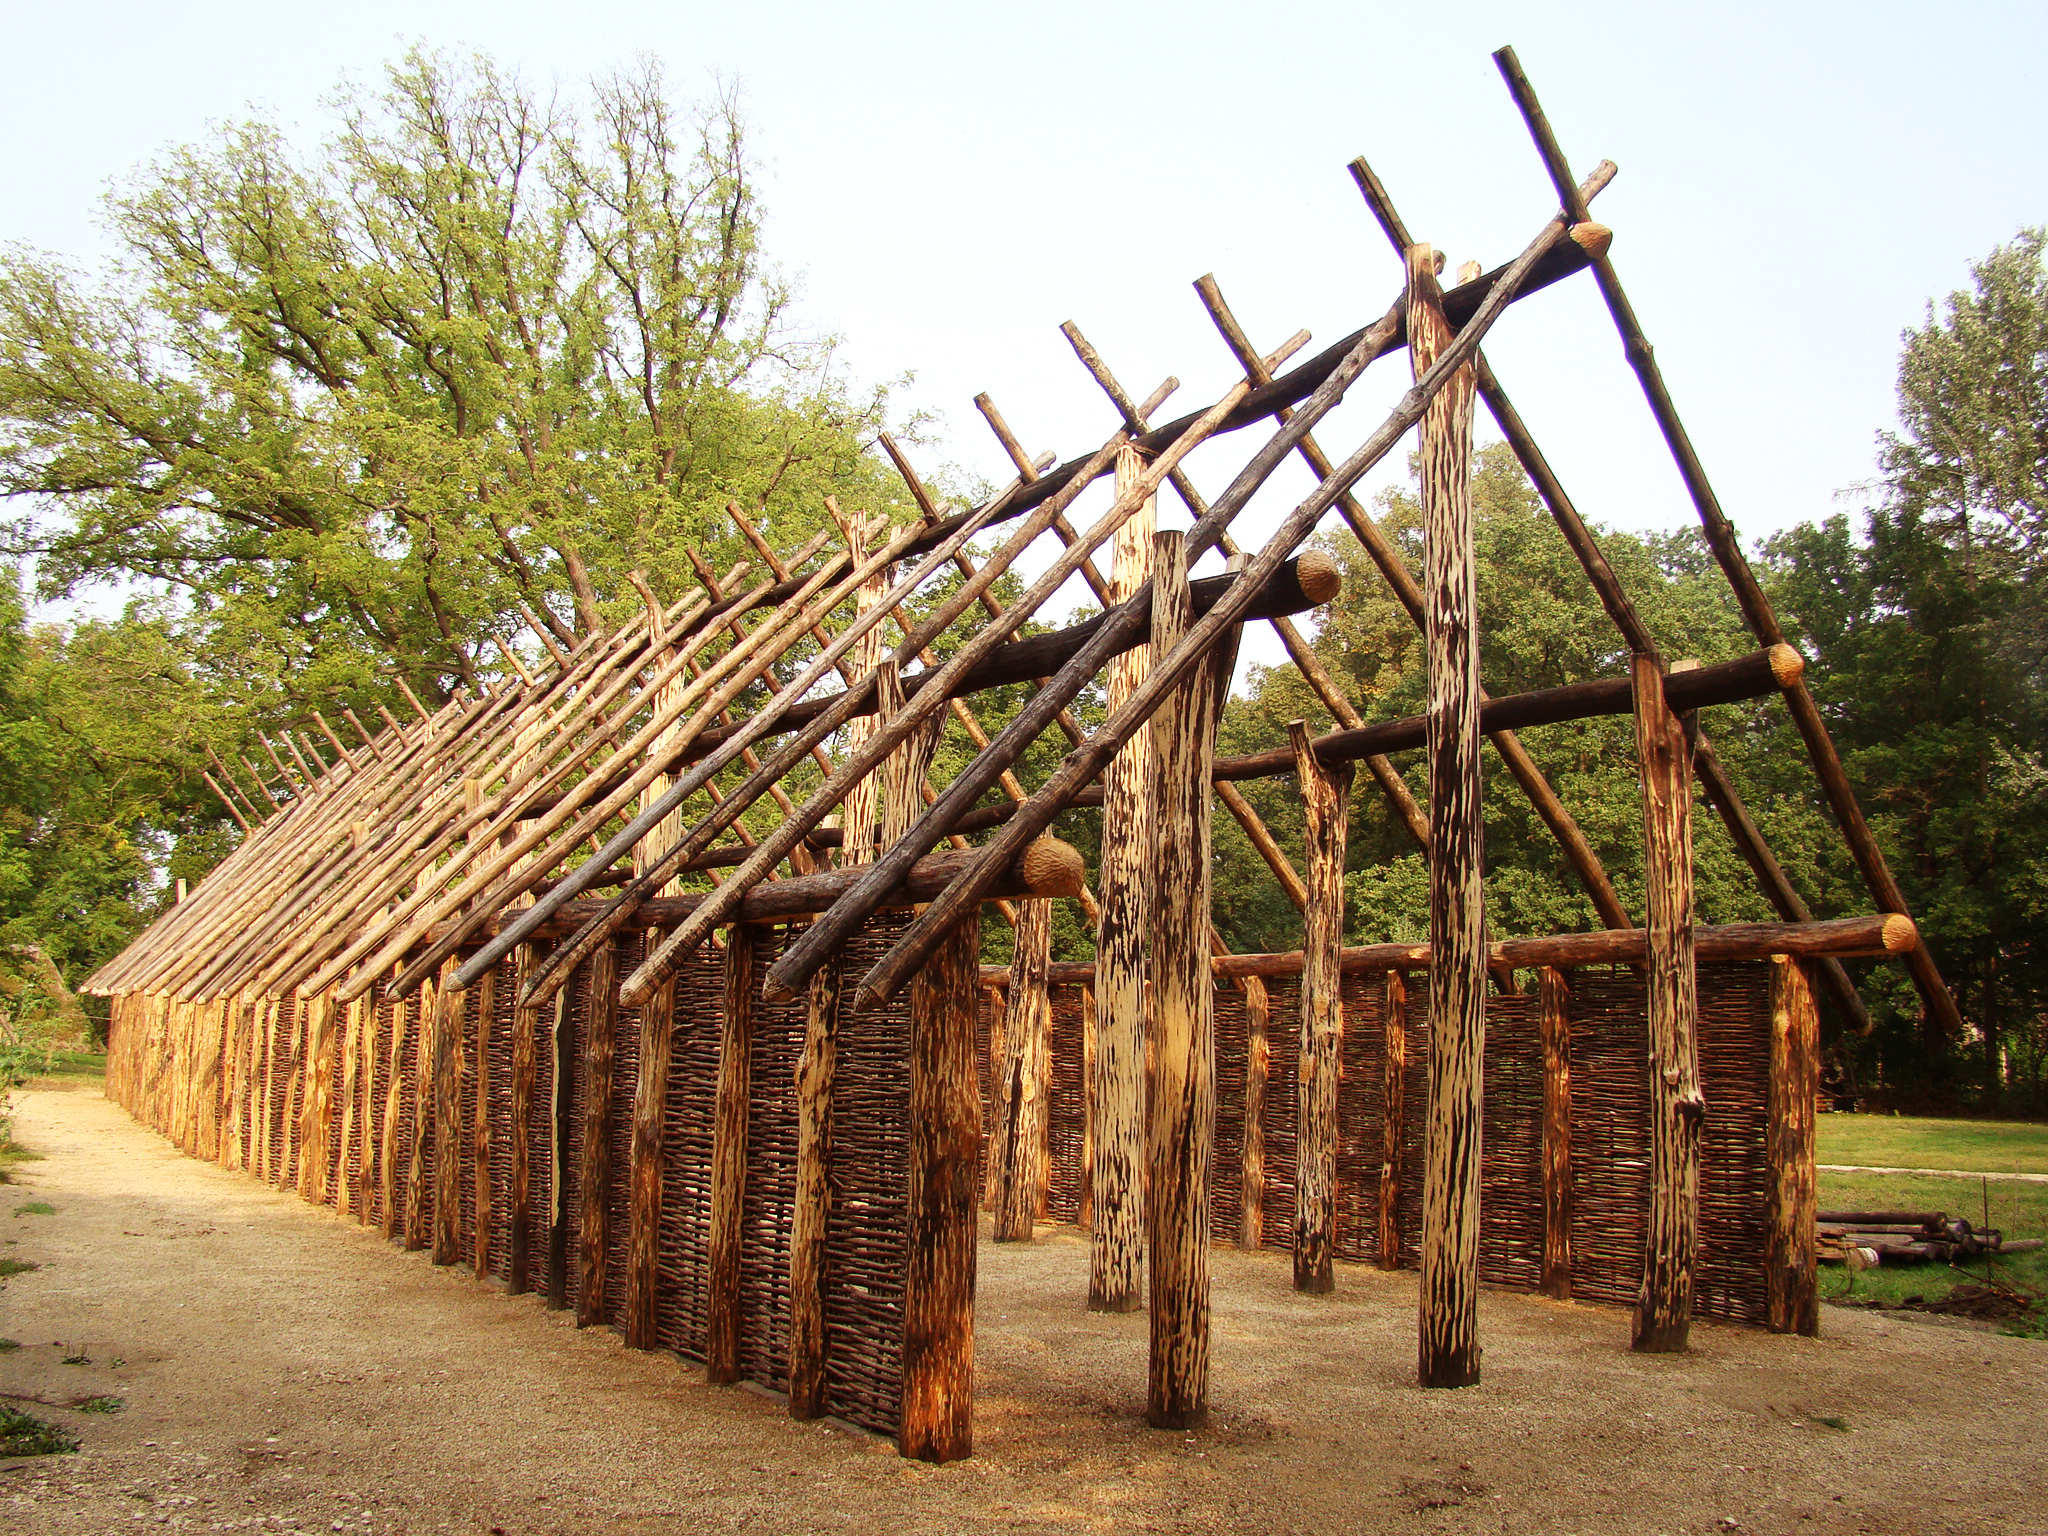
507, 944, 540, 1293
1540, 966, 1573, 1299
1091, 443, 1155, 1313
576, 939, 619, 1327
626, 964, 676, 1348
1238, 975, 1269, 1251
1631, 653, 1702, 1354
788, 947, 844, 1419
471, 963, 496, 1276
378, 994, 408, 1241
1145, 530, 1233, 1430
1411, 244, 1486, 1390
1379, 971, 1407, 1271
705, 929, 754, 1385
546, 987, 572, 1311
404, 973, 436, 1252
335, 997, 362, 1217
1766, 956, 1820, 1336
899, 912, 982, 1463
995, 898, 1052, 1242
1289, 719, 1353, 1294
298, 990, 336, 1205
432, 975, 465, 1266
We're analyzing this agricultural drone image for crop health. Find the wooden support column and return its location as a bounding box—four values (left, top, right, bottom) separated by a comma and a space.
1079, 984, 1099, 1234
899, 909, 983, 1463
1289, 719, 1353, 1293
577, 938, 619, 1326
626, 962, 677, 1348
1540, 967, 1573, 1299
507, 944, 542, 1294
788, 946, 844, 1419
1411, 242, 1486, 1390
335, 997, 364, 1217
1145, 529, 1234, 1431
546, 987, 573, 1311
705, 928, 754, 1385
1378, 971, 1407, 1270
994, 898, 1052, 1242
1632, 652, 1702, 1353
258, 997, 278, 1185
1237, 975, 1269, 1251
432, 976, 466, 1266
1766, 956, 1820, 1336
298, 990, 337, 1204
378, 993, 410, 1241
1091, 442, 1156, 1313
405, 970, 439, 1252
472, 962, 496, 1277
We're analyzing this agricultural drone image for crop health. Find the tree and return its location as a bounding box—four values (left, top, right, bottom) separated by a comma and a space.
0, 49, 901, 717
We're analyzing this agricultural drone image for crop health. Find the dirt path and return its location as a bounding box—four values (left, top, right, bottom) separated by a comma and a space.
2, 1080, 2043, 1535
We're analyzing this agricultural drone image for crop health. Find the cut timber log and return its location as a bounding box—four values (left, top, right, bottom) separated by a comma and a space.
899, 912, 981, 1463
1379, 971, 1408, 1271
788, 948, 844, 1420
1766, 957, 1820, 1336
1540, 967, 1573, 1299
432, 977, 465, 1266
705, 929, 753, 1386
625, 969, 677, 1349
1412, 242, 1487, 1392
994, 899, 1052, 1243
576, 940, 619, 1328
1632, 654, 1702, 1355
1238, 975, 1270, 1252
507, 944, 542, 1294
1290, 719, 1353, 1294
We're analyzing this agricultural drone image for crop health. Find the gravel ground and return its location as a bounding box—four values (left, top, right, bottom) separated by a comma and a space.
2, 1079, 2043, 1535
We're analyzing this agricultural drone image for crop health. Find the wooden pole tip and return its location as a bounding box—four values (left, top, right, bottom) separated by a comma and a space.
1017, 837, 1086, 899
1295, 548, 1342, 606
1568, 222, 1613, 261
1767, 643, 1806, 688
1879, 913, 1919, 953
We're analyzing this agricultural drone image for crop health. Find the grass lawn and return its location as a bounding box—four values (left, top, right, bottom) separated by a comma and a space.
1817, 1113, 2048, 1174
1818, 1166, 2047, 1333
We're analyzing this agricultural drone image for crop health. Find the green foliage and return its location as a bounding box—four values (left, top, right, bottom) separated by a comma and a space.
12, 1202, 53, 1216
74, 1396, 124, 1415
0, 1402, 78, 1456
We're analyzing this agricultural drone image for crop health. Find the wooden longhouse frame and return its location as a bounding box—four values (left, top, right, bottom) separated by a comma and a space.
89, 50, 1947, 1459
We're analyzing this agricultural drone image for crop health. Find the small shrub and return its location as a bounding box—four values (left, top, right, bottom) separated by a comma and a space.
0, 1257, 39, 1278
13, 1201, 53, 1216
0, 1402, 79, 1456
0, 1337, 20, 1351
74, 1395, 124, 1415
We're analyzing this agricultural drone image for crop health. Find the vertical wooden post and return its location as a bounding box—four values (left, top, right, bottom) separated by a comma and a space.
705, 928, 754, 1385
1632, 652, 1702, 1354
577, 938, 619, 1327
899, 910, 983, 1463
1091, 443, 1156, 1313
258, 996, 278, 1185
379, 993, 410, 1242
472, 962, 496, 1278
1237, 976, 1270, 1251
298, 990, 337, 1204
626, 964, 677, 1348
433, 977, 466, 1266
405, 970, 438, 1252
1079, 984, 1099, 1234
1145, 529, 1234, 1431
1378, 970, 1408, 1271
507, 944, 541, 1293
335, 997, 364, 1218
546, 988, 573, 1311
1766, 956, 1820, 1336
994, 899, 1052, 1242
1410, 241, 1486, 1390
1540, 966, 1573, 1299
1289, 719, 1353, 1293
788, 947, 844, 1419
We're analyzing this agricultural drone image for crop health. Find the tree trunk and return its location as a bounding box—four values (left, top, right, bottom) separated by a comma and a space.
577, 939, 619, 1327
1540, 967, 1573, 1300
995, 899, 1053, 1242
1290, 719, 1354, 1293
706, 927, 755, 1386
788, 948, 843, 1419
1766, 956, 1820, 1337
1379, 971, 1407, 1271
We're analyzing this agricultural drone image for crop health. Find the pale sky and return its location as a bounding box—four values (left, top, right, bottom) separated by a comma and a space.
6, 1, 2044, 679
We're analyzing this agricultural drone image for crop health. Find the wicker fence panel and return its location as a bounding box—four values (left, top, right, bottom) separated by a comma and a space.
738, 922, 807, 1395
1044, 983, 1089, 1226
655, 942, 726, 1361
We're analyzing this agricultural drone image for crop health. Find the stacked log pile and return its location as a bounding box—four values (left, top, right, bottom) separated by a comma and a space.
1817, 1209, 2042, 1267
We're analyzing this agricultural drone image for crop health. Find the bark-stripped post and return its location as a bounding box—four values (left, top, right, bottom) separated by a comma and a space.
1238, 975, 1270, 1251
1539, 966, 1573, 1299
834, 504, 893, 866
577, 938, 620, 1327
1411, 242, 1487, 1390
626, 965, 677, 1348
1092, 442, 1157, 1312
432, 976, 467, 1266
1379, 971, 1408, 1270
1289, 718, 1354, 1293
298, 989, 337, 1204
335, 996, 364, 1217
257, 996, 278, 1185
1079, 984, 1099, 1233
378, 993, 410, 1241
788, 947, 845, 1419
899, 909, 983, 1463
1766, 955, 1820, 1336
404, 970, 439, 1253
1632, 652, 1702, 1353
705, 929, 754, 1386
994, 899, 1053, 1242
507, 944, 542, 1293
1145, 529, 1234, 1431
471, 962, 497, 1278
546, 988, 573, 1312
